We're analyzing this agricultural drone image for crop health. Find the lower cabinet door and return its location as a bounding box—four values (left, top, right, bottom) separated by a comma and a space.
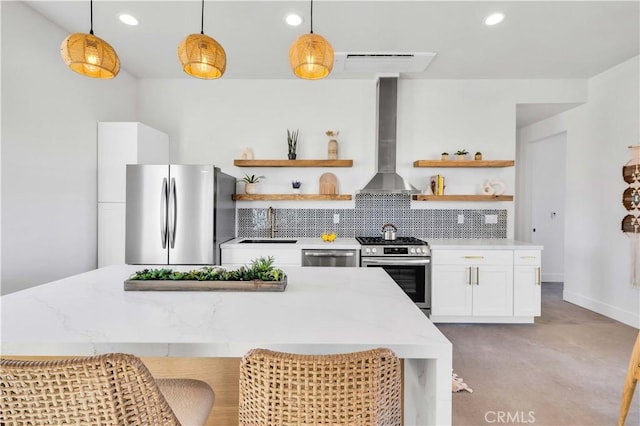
514, 265, 542, 316
472, 265, 514, 316
432, 265, 473, 316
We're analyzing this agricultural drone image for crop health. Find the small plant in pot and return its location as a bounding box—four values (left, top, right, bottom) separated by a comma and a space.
287, 129, 299, 160
441, 152, 449, 160
291, 180, 302, 194
455, 149, 469, 160
242, 174, 265, 194
474, 151, 483, 160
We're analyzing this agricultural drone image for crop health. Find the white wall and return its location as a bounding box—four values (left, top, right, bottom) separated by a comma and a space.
518, 56, 640, 328
139, 78, 587, 237
1, 2, 138, 294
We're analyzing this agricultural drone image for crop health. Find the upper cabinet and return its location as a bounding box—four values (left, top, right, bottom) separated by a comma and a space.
98, 122, 169, 202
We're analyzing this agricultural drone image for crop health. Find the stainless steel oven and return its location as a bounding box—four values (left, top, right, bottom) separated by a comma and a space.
357, 237, 431, 310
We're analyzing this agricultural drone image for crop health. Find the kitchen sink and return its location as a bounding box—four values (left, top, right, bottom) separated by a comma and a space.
239, 239, 298, 244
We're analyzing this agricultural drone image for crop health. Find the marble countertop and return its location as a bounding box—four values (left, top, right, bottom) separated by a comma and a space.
222, 237, 361, 250
1, 265, 450, 359
427, 239, 543, 250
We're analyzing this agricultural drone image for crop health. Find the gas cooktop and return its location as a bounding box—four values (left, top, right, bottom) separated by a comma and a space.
355, 236, 426, 246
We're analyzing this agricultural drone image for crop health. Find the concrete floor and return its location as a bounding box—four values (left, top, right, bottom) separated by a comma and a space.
436, 283, 639, 426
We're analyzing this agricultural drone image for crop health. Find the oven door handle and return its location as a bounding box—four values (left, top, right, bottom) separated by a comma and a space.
362, 258, 431, 265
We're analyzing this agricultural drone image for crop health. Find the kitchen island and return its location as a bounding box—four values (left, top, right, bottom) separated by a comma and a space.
1, 265, 452, 426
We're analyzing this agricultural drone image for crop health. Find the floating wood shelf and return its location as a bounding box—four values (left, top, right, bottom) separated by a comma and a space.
413, 160, 514, 168
412, 194, 514, 202
233, 194, 352, 201
234, 159, 353, 167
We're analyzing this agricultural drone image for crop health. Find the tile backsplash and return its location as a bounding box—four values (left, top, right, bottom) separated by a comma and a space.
237, 194, 507, 239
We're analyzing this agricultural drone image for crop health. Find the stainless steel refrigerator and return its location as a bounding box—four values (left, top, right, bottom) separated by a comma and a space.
125, 165, 236, 265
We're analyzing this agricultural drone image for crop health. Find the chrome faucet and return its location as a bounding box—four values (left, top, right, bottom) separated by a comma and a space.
267, 206, 277, 238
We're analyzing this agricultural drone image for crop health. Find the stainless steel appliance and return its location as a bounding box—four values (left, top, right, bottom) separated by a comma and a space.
125, 165, 236, 265
302, 249, 358, 267
357, 236, 431, 309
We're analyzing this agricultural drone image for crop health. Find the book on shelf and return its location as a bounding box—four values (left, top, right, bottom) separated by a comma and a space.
430, 175, 445, 196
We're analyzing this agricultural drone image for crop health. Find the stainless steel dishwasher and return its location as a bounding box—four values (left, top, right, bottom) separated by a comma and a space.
301, 249, 358, 267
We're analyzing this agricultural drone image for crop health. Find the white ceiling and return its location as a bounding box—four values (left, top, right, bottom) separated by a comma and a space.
25, 1, 639, 80
22, 1, 639, 127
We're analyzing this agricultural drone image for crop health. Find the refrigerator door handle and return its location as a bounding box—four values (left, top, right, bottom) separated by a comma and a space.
161, 178, 168, 248
169, 177, 177, 248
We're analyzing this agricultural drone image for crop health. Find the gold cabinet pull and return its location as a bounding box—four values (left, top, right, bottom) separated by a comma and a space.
464, 256, 484, 259
520, 255, 537, 259
536, 267, 541, 285
476, 266, 480, 285
468, 267, 473, 285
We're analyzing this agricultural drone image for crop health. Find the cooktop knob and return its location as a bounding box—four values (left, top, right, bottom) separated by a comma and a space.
372, 248, 377, 254
365, 248, 370, 254
410, 248, 416, 254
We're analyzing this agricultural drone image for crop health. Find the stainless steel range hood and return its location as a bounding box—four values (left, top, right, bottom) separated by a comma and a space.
360, 77, 419, 194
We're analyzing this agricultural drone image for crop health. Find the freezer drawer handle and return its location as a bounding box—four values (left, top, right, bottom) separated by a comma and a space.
169, 177, 177, 249
161, 178, 168, 248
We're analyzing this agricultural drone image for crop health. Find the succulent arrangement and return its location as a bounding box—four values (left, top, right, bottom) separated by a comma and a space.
129, 257, 284, 282
455, 149, 469, 155
292, 180, 302, 189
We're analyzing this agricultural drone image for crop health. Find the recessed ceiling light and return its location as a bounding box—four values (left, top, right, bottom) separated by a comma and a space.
285, 13, 303, 27
484, 13, 505, 26
119, 14, 139, 26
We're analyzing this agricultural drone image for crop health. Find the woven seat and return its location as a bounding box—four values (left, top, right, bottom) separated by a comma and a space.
0, 353, 214, 426
239, 347, 402, 426
619, 331, 640, 426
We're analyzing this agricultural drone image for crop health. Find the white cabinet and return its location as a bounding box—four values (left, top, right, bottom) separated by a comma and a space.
431, 247, 542, 323
98, 122, 169, 267
513, 250, 542, 317
221, 246, 300, 269
432, 250, 513, 318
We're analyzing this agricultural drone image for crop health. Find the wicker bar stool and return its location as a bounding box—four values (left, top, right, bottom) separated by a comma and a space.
619, 331, 640, 426
239, 347, 402, 426
0, 353, 214, 426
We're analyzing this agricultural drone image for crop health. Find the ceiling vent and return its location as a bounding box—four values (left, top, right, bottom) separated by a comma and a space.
334, 52, 436, 73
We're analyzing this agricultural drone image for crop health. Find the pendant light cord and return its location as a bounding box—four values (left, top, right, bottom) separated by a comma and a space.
89, 0, 94, 35
200, 0, 205, 34
310, 0, 314, 34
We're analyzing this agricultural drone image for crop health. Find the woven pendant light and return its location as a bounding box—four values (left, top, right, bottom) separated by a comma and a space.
178, 0, 226, 79
60, 0, 120, 79
289, 0, 334, 80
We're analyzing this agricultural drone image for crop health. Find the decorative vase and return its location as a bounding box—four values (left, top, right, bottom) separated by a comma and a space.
288, 153, 297, 160
475, 153, 483, 160
244, 183, 257, 194
456, 154, 467, 161
328, 139, 338, 160
292, 188, 300, 194
441, 154, 449, 160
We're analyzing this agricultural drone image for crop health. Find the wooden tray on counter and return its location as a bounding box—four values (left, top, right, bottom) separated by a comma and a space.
124, 276, 287, 292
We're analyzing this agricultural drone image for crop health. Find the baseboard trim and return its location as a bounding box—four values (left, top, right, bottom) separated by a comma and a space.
429, 315, 534, 324
563, 290, 640, 328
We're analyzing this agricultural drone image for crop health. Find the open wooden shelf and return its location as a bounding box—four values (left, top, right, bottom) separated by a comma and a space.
413, 160, 514, 168
233, 194, 352, 201
234, 159, 353, 167
412, 194, 514, 202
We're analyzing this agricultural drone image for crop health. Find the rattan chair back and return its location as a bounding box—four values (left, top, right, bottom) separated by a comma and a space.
239, 347, 402, 426
1, 353, 181, 425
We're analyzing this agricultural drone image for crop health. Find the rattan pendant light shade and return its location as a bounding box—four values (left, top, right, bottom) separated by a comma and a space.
61, 33, 120, 79
289, 0, 334, 80
60, 0, 119, 79
178, 0, 226, 79
178, 34, 226, 79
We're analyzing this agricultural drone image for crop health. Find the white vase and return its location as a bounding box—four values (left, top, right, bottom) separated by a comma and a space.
292, 188, 300, 194
245, 183, 257, 194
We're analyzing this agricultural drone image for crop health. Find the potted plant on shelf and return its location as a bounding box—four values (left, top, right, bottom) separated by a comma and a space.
441, 152, 449, 160
242, 174, 265, 194
455, 149, 469, 160
291, 180, 302, 194
287, 129, 299, 160
475, 151, 483, 160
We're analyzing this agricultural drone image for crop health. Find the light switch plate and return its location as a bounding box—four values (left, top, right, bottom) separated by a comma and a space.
485, 214, 498, 224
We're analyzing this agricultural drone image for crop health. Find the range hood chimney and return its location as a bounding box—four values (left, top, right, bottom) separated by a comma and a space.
360, 77, 419, 194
